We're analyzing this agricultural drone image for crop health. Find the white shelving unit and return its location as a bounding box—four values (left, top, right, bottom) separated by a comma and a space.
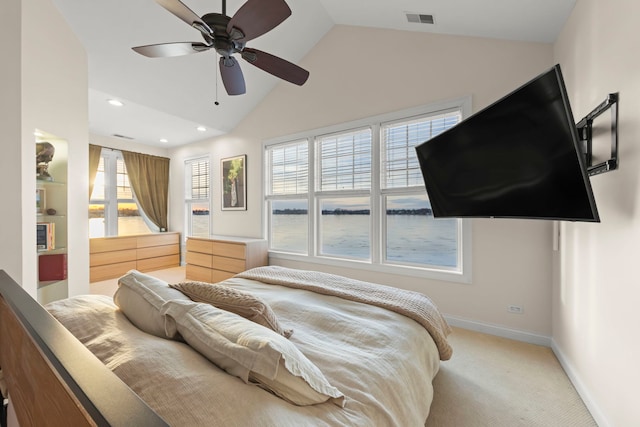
36, 131, 68, 305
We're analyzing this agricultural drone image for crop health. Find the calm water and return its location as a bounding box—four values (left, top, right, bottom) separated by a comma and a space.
271, 214, 458, 267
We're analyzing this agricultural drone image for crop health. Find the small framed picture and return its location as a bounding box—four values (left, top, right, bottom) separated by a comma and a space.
36, 188, 46, 214
221, 155, 247, 211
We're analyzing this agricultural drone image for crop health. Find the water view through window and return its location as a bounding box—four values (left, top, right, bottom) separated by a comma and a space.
270, 197, 458, 267
385, 195, 458, 267
190, 204, 210, 237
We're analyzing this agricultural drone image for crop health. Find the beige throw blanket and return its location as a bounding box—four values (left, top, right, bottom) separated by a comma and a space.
237, 266, 453, 360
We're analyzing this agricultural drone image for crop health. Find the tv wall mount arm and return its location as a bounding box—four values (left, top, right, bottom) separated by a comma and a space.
576, 92, 619, 176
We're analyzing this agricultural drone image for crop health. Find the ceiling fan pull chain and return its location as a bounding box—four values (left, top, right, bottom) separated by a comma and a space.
215, 53, 220, 105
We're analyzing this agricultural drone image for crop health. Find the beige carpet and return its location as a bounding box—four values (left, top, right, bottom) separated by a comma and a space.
92, 267, 597, 427
426, 328, 597, 427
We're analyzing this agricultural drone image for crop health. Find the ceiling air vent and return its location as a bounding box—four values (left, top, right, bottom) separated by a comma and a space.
112, 134, 134, 140
406, 13, 435, 24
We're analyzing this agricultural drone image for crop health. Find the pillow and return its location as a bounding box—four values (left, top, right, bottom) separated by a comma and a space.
114, 270, 191, 339
161, 300, 345, 407
169, 281, 293, 338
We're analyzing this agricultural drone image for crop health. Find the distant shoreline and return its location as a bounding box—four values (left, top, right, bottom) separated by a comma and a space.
272, 208, 433, 216
187, 209, 434, 216
90, 208, 434, 218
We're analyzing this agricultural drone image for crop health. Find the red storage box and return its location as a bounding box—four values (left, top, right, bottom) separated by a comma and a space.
39, 253, 67, 281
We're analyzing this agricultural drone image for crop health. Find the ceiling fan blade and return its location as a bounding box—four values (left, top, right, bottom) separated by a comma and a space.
226, 0, 291, 42
219, 56, 246, 95
132, 42, 210, 58
156, 0, 213, 36
241, 48, 309, 86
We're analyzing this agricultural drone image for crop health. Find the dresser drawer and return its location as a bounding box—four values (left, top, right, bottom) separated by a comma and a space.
212, 256, 245, 274
211, 241, 245, 259
137, 254, 180, 272
90, 249, 136, 267
186, 264, 213, 283
186, 251, 213, 268
137, 233, 179, 248
186, 239, 214, 254
90, 261, 136, 283
137, 244, 179, 260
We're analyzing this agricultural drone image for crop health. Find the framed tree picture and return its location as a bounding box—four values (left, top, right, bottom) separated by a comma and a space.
221, 155, 246, 211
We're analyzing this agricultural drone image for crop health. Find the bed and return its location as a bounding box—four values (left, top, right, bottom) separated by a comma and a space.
0, 266, 452, 427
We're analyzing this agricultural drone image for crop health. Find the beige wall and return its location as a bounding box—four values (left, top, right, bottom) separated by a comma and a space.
553, 0, 640, 425
0, 0, 89, 297
0, 0, 23, 283
170, 25, 557, 337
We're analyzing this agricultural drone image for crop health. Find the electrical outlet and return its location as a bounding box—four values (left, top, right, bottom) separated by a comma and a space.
507, 305, 524, 314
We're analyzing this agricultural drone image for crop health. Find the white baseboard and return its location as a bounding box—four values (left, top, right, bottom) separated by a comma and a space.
444, 315, 552, 347
551, 339, 608, 427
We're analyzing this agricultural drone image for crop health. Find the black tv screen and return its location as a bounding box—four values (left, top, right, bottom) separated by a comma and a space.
416, 64, 599, 222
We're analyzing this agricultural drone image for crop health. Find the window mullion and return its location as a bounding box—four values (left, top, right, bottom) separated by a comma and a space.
105, 151, 118, 236
308, 138, 316, 257
371, 123, 382, 265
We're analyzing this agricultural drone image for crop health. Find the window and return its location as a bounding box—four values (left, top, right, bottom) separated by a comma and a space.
264, 98, 472, 282
381, 112, 462, 268
89, 148, 152, 237
266, 141, 309, 253
316, 129, 372, 259
185, 158, 210, 238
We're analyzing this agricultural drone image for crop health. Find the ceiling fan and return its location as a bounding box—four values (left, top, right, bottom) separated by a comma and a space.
132, 0, 310, 96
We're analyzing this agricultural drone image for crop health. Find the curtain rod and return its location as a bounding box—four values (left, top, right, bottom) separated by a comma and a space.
89, 144, 169, 160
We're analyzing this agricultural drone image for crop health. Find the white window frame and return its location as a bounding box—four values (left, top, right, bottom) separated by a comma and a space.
264, 97, 473, 283
184, 156, 211, 239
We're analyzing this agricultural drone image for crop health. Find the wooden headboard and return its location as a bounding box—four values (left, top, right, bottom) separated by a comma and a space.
0, 270, 168, 427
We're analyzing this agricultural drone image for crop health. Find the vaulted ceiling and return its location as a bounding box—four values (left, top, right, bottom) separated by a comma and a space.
51, 0, 576, 147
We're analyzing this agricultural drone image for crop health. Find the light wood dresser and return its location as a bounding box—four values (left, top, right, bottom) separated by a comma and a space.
185, 235, 268, 283
90, 232, 180, 282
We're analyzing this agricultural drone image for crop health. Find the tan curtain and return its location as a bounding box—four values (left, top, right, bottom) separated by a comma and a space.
121, 150, 170, 232
88, 144, 102, 198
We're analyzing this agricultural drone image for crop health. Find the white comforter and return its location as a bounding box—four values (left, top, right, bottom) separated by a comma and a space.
48, 276, 443, 427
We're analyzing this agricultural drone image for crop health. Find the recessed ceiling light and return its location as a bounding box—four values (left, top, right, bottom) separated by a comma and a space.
107, 99, 124, 107
197, 126, 207, 132
160, 138, 168, 143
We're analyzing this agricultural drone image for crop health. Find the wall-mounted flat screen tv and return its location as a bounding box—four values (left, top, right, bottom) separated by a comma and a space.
415, 64, 600, 222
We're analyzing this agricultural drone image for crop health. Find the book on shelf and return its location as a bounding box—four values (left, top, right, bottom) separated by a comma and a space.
36, 222, 55, 250
39, 253, 67, 281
